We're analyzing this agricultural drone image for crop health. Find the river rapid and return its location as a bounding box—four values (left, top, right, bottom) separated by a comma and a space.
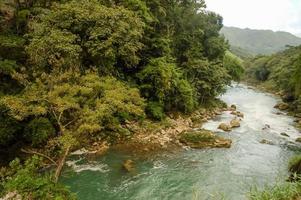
61, 84, 301, 200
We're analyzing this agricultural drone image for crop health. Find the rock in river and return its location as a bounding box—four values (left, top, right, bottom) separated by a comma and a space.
179, 129, 232, 149
274, 102, 289, 110
123, 159, 135, 172
218, 123, 232, 132
260, 139, 274, 145
230, 118, 241, 128
280, 132, 290, 137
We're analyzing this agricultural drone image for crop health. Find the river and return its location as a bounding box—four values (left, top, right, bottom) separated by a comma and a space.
61, 84, 301, 200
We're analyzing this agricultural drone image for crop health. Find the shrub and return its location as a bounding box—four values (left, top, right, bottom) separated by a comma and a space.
3, 156, 77, 200
24, 118, 55, 147
145, 101, 165, 121
0, 113, 22, 146
255, 67, 270, 81
138, 57, 196, 113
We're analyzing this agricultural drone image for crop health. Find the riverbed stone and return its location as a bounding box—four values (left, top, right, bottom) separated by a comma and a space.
230, 118, 241, 128
274, 102, 289, 110
280, 132, 290, 137
229, 105, 237, 111
218, 123, 232, 132
123, 159, 135, 172
230, 111, 244, 118
179, 130, 232, 149
260, 139, 274, 145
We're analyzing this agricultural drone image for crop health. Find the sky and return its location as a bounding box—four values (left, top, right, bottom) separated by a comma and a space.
206, 0, 301, 35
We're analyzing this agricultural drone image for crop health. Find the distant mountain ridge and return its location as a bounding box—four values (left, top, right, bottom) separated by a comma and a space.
221, 26, 301, 55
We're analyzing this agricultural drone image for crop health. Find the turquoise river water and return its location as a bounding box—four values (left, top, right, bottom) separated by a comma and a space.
61, 84, 301, 200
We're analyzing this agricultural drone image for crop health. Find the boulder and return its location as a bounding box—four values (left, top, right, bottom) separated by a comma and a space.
214, 110, 222, 115
280, 132, 290, 137
230, 118, 240, 128
230, 111, 238, 115
237, 112, 244, 118
274, 102, 289, 111
260, 139, 274, 145
262, 124, 271, 130
218, 123, 232, 132
123, 159, 135, 172
230, 111, 244, 118
179, 129, 232, 149
295, 113, 301, 118
229, 104, 237, 111
296, 138, 301, 143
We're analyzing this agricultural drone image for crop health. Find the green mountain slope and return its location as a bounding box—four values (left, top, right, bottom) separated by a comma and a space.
221, 26, 301, 55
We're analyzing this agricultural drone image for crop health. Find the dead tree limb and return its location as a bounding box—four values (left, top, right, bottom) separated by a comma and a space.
21, 148, 58, 166
54, 145, 71, 183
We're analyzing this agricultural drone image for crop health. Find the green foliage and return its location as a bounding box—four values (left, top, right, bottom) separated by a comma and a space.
138, 57, 196, 113
0, 70, 145, 142
245, 46, 301, 102
184, 58, 231, 103
2, 156, 76, 200
0, 59, 18, 75
289, 155, 301, 175
27, 0, 144, 74
24, 117, 55, 147
145, 101, 165, 121
0, 112, 22, 146
249, 182, 301, 200
223, 51, 244, 81
0, 34, 26, 61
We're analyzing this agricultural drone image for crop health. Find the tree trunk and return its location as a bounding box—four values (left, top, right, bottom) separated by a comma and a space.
54, 145, 71, 183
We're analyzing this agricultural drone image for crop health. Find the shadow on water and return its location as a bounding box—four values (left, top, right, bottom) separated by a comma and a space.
61, 84, 301, 200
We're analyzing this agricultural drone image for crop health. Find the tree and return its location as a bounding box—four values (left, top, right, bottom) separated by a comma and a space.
223, 51, 244, 82
26, 0, 145, 75
1, 69, 145, 181
138, 57, 195, 113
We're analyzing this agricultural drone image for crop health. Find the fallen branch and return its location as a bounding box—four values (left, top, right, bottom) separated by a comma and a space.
54, 145, 71, 183
21, 148, 58, 166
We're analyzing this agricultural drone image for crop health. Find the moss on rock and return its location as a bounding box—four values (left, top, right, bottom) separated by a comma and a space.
179, 129, 232, 149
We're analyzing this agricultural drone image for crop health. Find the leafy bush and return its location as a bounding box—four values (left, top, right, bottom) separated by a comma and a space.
138, 57, 196, 113
223, 51, 245, 81
26, 0, 144, 73
0, 113, 22, 146
255, 67, 270, 81
2, 156, 77, 200
24, 118, 56, 147
145, 101, 165, 121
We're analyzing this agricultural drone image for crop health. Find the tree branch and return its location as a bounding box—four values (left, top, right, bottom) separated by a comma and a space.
21, 148, 58, 166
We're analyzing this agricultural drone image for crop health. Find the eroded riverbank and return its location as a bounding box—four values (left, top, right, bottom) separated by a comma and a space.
61, 84, 301, 200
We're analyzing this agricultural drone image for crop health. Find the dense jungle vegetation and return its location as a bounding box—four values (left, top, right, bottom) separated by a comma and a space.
0, 0, 244, 198
245, 46, 301, 115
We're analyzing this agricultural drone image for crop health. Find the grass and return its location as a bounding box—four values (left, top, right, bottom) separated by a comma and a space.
249, 181, 301, 200
289, 155, 301, 172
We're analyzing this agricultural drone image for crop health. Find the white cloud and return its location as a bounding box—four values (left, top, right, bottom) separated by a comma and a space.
206, 0, 301, 34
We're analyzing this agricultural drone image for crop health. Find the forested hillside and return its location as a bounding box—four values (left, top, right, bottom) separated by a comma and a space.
221, 26, 301, 55
0, 0, 243, 199
245, 46, 301, 114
